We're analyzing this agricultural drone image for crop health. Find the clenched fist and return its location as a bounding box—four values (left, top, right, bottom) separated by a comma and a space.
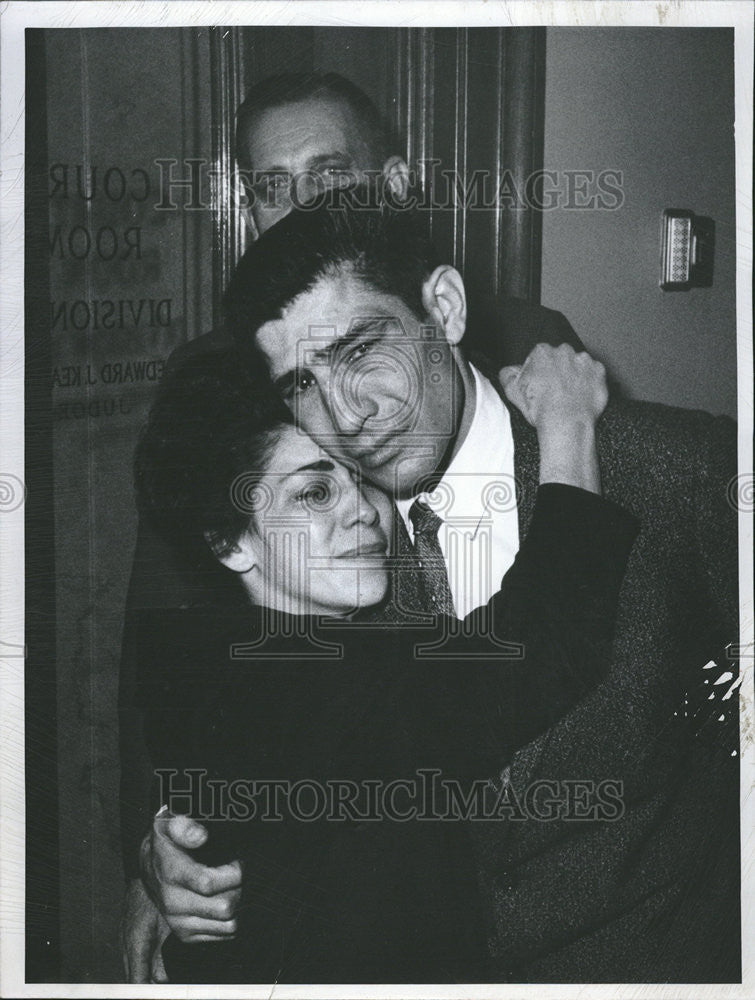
500, 343, 608, 433
500, 344, 609, 495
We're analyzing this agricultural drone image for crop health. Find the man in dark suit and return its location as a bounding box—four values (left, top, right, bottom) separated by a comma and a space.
138, 200, 739, 982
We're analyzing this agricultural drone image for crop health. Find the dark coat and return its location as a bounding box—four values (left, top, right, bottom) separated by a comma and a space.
136, 484, 638, 983
471, 394, 740, 983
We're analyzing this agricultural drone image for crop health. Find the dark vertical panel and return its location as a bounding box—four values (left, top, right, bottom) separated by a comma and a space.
427, 28, 546, 306
499, 27, 545, 302
312, 28, 393, 124
427, 28, 463, 276
184, 28, 215, 347
452, 29, 469, 270
492, 33, 506, 299
242, 26, 315, 83
464, 29, 507, 295
395, 29, 433, 190
25, 27, 61, 982
414, 31, 435, 220
393, 28, 410, 162
211, 26, 247, 323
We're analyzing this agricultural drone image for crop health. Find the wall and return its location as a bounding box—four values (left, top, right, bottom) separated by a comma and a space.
541, 28, 737, 418
44, 28, 213, 980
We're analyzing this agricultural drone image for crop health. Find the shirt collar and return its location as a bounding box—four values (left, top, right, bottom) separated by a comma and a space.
396, 363, 512, 539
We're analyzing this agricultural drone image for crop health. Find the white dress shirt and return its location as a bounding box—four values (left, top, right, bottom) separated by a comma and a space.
395, 363, 520, 619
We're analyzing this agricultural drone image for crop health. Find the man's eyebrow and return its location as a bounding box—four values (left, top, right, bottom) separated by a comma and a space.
307, 152, 353, 168
252, 167, 291, 180
310, 317, 394, 364
272, 317, 395, 393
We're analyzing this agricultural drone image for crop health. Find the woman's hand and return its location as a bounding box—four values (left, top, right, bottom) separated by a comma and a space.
500, 344, 608, 494
499, 343, 608, 433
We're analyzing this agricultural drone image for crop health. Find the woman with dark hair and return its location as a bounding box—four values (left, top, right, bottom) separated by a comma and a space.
133, 345, 637, 984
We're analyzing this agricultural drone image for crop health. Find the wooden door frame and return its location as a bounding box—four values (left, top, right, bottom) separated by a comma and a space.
394, 27, 545, 302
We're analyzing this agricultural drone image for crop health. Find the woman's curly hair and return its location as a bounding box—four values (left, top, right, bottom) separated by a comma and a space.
134, 347, 292, 565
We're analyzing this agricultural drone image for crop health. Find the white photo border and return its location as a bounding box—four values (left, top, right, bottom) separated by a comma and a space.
1, 2, 752, 997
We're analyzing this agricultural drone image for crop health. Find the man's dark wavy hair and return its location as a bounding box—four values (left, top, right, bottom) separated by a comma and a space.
224, 197, 441, 350
235, 72, 390, 167
134, 349, 292, 566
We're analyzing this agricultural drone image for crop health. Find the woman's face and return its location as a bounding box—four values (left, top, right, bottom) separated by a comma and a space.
240, 424, 392, 616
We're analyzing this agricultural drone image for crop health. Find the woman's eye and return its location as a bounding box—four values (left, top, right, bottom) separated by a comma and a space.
294, 372, 316, 394
296, 482, 330, 506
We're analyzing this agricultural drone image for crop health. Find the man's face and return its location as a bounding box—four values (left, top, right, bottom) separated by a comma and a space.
242, 96, 380, 235
255, 271, 463, 498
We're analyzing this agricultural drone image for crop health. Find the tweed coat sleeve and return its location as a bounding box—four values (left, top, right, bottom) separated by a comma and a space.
691, 410, 739, 637
474, 400, 742, 983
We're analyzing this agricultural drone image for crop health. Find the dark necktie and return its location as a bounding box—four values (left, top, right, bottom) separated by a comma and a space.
408, 500, 456, 618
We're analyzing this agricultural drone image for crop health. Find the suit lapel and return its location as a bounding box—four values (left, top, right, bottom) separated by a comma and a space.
508, 405, 540, 540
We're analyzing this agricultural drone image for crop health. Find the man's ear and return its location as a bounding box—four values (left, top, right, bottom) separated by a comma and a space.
382, 156, 411, 203
204, 530, 257, 574
421, 265, 467, 345
240, 203, 260, 241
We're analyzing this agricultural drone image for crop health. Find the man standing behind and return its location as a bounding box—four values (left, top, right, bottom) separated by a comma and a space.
163, 71, 584, 367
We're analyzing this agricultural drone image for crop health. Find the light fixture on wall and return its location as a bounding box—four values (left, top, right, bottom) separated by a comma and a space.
660, 209, 715, 290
